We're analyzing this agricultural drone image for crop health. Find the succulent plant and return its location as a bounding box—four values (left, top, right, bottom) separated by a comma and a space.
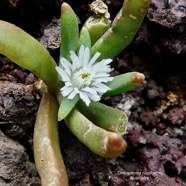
0, 0, 150, 185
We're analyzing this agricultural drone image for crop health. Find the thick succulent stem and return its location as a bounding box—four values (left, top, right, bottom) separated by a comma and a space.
34, 93, 68, 186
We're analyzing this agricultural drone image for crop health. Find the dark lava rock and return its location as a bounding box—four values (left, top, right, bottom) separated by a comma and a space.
100, 124, 185, 186
0, 130, 40, 185
0, 0, 62, 36
0, 56, 36, 84
0, 81, 39, 138
134, 0, 186, 57
167, 107, 185, 125
147, 0, 186, 32
39, 18, 61, 55
120, 125, 186, 185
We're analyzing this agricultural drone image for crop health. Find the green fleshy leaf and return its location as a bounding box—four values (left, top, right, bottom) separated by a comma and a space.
60, 3, 79, 59
104, 72, 145, 97
84, 15, 111, 45
34, 93, 69, 185
0, 20, 59, 93
77, 101, 128, 135
65, 107, 127, 158
58, 95, 79, 121
78, 26, 91, 49
91, 0, 150, 60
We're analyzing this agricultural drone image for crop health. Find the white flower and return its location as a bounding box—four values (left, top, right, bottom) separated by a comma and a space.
56, 45, 113, 106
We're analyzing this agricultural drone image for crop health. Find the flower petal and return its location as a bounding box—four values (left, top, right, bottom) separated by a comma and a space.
86, 92, 100, 102
55, 67, 70, 82
93, 77, 114, 83
94, 73, 110, 78
79, 91, 91, 106
65, 81, 73, 87
60, 57, 72, 69
78, 45, 85, 62
87, 52, 100, 67
82, 47, 90, 66
103, 59, 112, 65
81, 87, 97, 94
95, 66, 113, 74
61, 62, 71, 76
61, 86, 73, 96
92, 83, 111, 93
70, 50, 81, 69
68, 90, 77, 99
91, 61, 105, 72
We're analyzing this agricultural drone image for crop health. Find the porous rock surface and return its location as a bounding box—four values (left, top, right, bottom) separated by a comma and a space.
0, 130, 40, 185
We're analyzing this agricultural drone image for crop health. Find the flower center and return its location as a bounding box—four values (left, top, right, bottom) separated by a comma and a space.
80, 72, 90, 81
71, 69, 92, 89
